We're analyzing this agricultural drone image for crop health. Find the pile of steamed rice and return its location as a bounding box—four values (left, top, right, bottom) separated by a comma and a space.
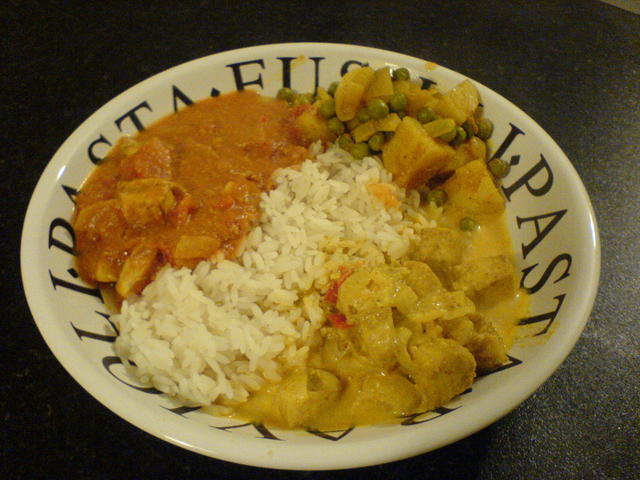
113, 144, 437, 406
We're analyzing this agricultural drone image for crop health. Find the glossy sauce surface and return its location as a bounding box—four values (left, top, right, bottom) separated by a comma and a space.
74, 91, 310, 297
228, 206, 529, 431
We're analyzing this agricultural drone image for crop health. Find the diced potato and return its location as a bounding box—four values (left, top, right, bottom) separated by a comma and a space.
444, 136, 487, 173
443, 160, 505, 214
117, 178, 180, 226
382, 116, 455, 188
294, 105, 334, 143
447, 80, 480, 118
391, 79, 415, 95
364, 67, 394, 103
434, 80, 480, 125
465, 136, 487, 161
352, 120, 377, 143
115, 245, 159, 298
423, 118, 456, 138
452, 255, 515, 295
405, 87, 438, 117
374, 113, 401, 132
314, 86, 332, 103
434, 95, 466, 125
392, 80, 439, 116
334, 66, 375, 121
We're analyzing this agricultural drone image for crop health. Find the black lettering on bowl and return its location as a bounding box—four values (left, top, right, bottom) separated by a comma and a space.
102, 356, 162, 394
340, 60, 369, 76
48, 217, 76, 255
517, 209, 567, 259
212, 422, 282, 441
226, 59, 265, 91
477, 355, 523, 378
518, 294, 566, 336
71, 311, 118, 343
115, 101, 153, 133
400, 405, 461, 426
521, 253, 572, 294
306, 427, 354, 441
172, 85, 194, 112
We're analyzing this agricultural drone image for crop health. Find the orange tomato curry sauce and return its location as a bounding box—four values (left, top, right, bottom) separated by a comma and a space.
74, 91, 322, 299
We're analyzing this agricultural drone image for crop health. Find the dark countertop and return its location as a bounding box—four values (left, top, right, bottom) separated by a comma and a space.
2, 1, 638, 478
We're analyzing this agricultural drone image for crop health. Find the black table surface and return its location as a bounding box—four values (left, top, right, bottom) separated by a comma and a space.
2, 1, 639, 478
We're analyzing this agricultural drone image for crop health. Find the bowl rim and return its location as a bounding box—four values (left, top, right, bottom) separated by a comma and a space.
20, 42, 600, 470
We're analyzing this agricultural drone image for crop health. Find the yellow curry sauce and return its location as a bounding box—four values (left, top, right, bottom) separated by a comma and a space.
227, 206, 529, 431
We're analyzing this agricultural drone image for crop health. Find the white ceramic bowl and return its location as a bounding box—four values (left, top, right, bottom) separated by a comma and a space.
21, 43, 599, 470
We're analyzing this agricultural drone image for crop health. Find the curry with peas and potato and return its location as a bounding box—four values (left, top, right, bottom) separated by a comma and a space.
225, 67, 526, 429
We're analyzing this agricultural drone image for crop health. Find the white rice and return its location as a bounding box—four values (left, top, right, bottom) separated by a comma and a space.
113, 144, 437, 406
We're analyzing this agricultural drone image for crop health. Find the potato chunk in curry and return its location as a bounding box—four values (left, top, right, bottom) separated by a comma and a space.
382, 116, 455, 189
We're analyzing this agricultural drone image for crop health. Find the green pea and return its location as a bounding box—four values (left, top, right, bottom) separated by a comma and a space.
327, 117, 345, 136
416, 107, 437, 124
368, 132, 386, 152
393, 67, 410, 81
293, 93, 314, 105
462, 121, 474, 140
426, 189, 447, 207
367, 98, 389, 119
356, 107, 372, 123
350, 142, 370, 160
327, 81, 339, 97
487, 158, 510, 178
451, 126, 467, 145
337, 133, 354, 150
477, 118, 494, 140
459, 217, 479, 231
439, 126, 458, 143
276, 87, 296, 103
319, 99, 336, 118
389, 92, 408, 113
